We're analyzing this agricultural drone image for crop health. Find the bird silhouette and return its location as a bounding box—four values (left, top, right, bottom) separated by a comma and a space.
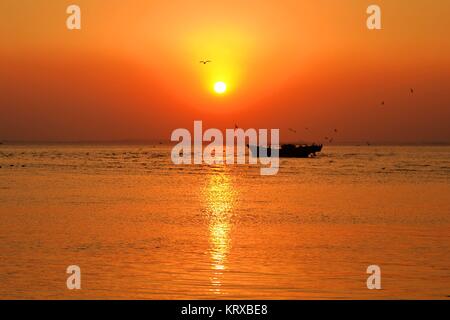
410, 88, 414, 94
288, 128, 297, 133
200, 60, 211, 64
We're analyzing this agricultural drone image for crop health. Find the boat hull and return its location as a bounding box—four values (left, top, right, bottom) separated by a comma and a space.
248, 144, 322, 158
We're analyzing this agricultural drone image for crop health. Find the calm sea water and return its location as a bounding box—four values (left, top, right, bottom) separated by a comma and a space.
0, 144, 449, 299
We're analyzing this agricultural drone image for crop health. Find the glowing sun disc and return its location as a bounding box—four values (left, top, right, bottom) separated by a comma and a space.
214, 81, 227, 94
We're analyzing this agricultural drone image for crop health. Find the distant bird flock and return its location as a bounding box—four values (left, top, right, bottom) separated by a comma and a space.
198, 58, 416, 146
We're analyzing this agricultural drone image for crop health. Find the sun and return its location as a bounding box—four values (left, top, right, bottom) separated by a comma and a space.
214, 81, 227, 94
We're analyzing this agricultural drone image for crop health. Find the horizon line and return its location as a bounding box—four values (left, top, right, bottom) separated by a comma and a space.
1, 140, 450, 146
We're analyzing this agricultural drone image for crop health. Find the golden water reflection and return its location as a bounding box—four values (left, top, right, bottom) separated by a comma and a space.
203, 168, 237, 294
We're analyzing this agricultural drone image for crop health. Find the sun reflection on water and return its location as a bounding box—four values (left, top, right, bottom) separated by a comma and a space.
203, 168, 237, 295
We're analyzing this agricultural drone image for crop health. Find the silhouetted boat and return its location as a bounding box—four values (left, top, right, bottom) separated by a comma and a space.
247, 143, 322, 158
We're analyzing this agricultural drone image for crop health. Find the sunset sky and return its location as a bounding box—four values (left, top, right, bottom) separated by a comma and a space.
1, 0, 449, 143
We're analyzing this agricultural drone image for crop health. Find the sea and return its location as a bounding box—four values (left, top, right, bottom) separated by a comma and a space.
0, 144, 449, 299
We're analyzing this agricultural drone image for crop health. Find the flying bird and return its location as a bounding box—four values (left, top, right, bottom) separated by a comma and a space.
200, 60, 211, 64
288, 128, 297, 133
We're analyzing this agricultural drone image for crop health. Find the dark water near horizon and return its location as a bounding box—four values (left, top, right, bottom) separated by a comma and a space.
0, 145, 449, 299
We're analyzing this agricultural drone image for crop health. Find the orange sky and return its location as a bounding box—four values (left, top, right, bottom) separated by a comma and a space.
1, 0, 449, 143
